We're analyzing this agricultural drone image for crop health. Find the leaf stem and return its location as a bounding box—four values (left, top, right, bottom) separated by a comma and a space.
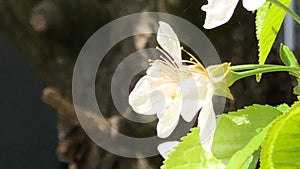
268, 0, 300, 24
231, 64, 283, 71
231, 65, 300, 82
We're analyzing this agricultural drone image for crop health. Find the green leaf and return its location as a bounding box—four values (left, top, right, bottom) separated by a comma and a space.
256, 2, 271, 40
294, 78, 300, 95
276, 103, 290, 113
161, 128, 225, 169
225, 123, 272, 169
255, 0, 292, 81
279, 43, 299, 67
260, 101, 300, 169
278, 44, 300, 95
212, 105, 283, 163
248, 150, 260, 169
237, 150, 260, 169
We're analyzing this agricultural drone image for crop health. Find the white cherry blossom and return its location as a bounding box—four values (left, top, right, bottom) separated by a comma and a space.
129, 21, 227, 153
202, 0, 266, 29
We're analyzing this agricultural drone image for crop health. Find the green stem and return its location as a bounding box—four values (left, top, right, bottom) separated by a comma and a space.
231, 66, 300, 82
231, 64, 283, 71
268, 0, 300, 24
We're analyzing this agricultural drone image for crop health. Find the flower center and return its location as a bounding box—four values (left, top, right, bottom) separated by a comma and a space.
172, 92, 181, 99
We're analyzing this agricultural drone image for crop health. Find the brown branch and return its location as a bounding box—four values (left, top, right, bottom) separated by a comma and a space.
42, 87, 79, 125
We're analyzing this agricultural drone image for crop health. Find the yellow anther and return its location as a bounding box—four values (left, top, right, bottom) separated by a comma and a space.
172, 92, 182, 99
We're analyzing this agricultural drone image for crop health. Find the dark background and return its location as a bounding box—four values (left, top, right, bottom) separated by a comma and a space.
0, 31, 59, 168
0, 0, 298, 169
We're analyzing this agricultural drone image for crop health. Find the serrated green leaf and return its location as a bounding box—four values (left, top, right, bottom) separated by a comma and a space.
260, 101, 300, 169
256, 0, 292, 63
255, 0, 292, 81
225, 123, 272, 169
161, 128, 225, 169
280, 43, 299, 67
276, 103, 290, 113
212, 104, 282, 163
256, 2, 271, 40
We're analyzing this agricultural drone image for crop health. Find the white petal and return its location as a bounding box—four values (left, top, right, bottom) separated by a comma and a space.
198, 99, 216, 152
129, 76, 157, 114
201, 0, 239, 29
157, 21, 182, 65
147, 60, 178, 79
243, 0, 266, 11
129, 76, 176, 115
157, 97, 182, 138
180, 74, 210, 122
157, 141, 179, 159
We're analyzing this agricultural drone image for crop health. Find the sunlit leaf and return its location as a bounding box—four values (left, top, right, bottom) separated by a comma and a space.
279, 43, 299, 67
278, 44, 300, 95
276, 103, 290, 113
212, 105, 282, 163
161, 128, 225, 169
260, 101, 300, 169
255, 0, 292, 81
225, 123, 272, 169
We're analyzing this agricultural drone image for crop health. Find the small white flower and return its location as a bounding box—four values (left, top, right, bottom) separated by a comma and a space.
202, 0, 266, 29
129, 21, 227, 152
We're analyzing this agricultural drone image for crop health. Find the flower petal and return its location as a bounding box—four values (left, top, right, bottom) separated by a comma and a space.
157, 97, 182, 138
157, 141, 179, 159
147, 60, 178, 79
129, 76, 176, 115
198, 99, 216, 152
157, 21, 182, 65
129, 76, 158, 115
243, 0, 266, 11
180, 74, 210, 122
201, 0, 239, 29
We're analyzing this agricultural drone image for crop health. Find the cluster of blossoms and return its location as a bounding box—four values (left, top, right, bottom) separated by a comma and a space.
128, 0, 269, 158
128, 21, 231, 157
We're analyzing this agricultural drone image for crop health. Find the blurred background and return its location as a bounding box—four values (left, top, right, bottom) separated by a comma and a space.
0, 0, 298, 169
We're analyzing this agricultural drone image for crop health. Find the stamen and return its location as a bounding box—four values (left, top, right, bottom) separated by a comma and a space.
181, 46, 206, 71
154, 60, 178, 74
156, 47, 179, 68
181, 60, 197, 65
